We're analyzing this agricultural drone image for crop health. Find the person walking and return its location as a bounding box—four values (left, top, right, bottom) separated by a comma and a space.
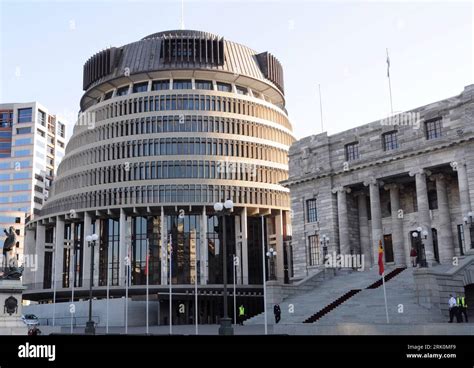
273, 304, 281, 324
457, 295, 468, 322
238, 304, 245, 326
410, 247, 417, 267
448, 294, 458, 323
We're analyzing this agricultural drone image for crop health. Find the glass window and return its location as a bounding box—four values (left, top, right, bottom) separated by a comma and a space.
308, 235, 321, 266
0, 173, 10, 180
152, 80, 170, 91
236, 86, 248, 95
345, 142, 360, 161
116, 86, 130, 96
15, 138, 32, 146
382, 131, 398, 151
173, 79, 192, 90
195, 80, 213, 90
13, 183, 29, 191
306, 198, 318, 223
425, 118, 442, 140
216, 82, 232, 92
104, 91, 113, 100
18, 108, 33, 123
37, 110, 46, 126
133, 82, 148, 93
12, 195, 29, 202
13, 172, 30, 179
14, 149, 31, 157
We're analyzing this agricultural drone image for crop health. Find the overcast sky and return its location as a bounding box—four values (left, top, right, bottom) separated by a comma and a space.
1, 0, 472, 141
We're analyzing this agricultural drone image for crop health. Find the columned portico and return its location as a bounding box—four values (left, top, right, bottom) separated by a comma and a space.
384, 183, 407, 265
410, 168, 436, 265
54, 216, 65, 287
456, 160, 473, 251
332, 186, 351, 255
431, 174, 455, 262
355, 191, 372, 266
364, 177, 383, 264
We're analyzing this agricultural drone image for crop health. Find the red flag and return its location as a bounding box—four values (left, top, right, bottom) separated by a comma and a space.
378, 240, 384, 275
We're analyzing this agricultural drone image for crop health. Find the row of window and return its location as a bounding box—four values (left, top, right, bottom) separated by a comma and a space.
61, 137, 287, 173
54, 160, 287, 193
68, 115, 292, 153
0, 183, 30, 191
0, 194, 30, 203
344, 119, 443, 162
41, 184, 290, 216
93, 93, 290, 130
103, 79, 255, 101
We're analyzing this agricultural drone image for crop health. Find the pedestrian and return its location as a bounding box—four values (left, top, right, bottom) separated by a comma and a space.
457, 295, 468, 322
238, 304, 245, 326
448, 294, 457, 323
273, 304, 281, 324
410, 247, 417, 267
28, 326, 41, 336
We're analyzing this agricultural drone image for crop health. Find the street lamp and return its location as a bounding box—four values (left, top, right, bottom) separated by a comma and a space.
412, 227, 428, 268
85, 233, 99, 334
266, 248, 277, 280
214, 199, 234, 335
464, 211, 473, 226
320, 234, 329, 265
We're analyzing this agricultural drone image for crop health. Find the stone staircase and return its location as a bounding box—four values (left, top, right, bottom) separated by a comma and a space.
245, 265, 444, 325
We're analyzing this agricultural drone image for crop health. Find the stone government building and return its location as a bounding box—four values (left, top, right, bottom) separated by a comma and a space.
23, 30, 294, 325
284, 85, 474, 307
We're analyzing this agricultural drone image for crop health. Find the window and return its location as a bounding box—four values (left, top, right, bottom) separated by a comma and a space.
58, 123, 65, 138
116, 86, 129, 96
308, 235, 321, 266
15, 138, 32, 146
104, 91, 113, 100
345, 142, 360, 161
13, 184, 29, 191
16, 127, 31, 135
133, 82, 148, 93
428, 189, 438, 210
195, 80, 213, 90
36, 128, 45, 137
306, 198, 318, 223
58, 141, 64, 149
151, 80, 170, 91
18, 108, 33, 123
382, 131, 398, 151
173, 79, 192, 90
14, 149, 31, 157
236, 86, 248, 95
425, 118, 442, 140
14, 172, 30, 179
37, 110, 46, 126
216, 82, 232, 92
457, 224, 465, 256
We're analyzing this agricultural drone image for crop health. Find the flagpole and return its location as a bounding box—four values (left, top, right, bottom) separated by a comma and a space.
194, 232, 198, 335
125, 243, 129, 335
386, 48, 394, 115
233, 254, 237, 325
318, 84, 324, 133
52, 242, 57, 327
106, 260, 109, 334
70, 246, 76, 335
382, 272, 390, 323
146, 238, 149, 335
169, 234, 172, 335
261, 215, 268, 335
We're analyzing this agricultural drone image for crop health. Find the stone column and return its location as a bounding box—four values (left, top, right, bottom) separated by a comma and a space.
355, 191, 372, 267
54, 216, 65, 288
36, 223, 46, 288
234, 215, 242, 285
119, 209, 127, 286
364, 177, 383, 264
161, 206, 168, 285
384, 184, 407, 265
200, 206, 208, 285
331, 186, 351, 255
275, 210, 285, 283
93, 217, 101, 286
409, 169, 435, 265
82, 212, 93, 286
431, 174, 455, 262
455, 161, 472, 250
241, 207, 249, 285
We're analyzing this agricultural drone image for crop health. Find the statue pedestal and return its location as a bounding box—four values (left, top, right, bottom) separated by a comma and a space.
0, 279, 28, 335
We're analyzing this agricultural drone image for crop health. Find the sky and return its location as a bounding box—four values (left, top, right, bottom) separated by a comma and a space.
0, 0, 472, 141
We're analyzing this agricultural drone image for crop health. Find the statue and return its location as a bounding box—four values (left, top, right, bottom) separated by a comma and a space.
2, 227, 17, 271
0, 265, 24, 280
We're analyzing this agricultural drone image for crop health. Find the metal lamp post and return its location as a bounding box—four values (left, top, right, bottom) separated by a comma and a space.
320, 234, 329, 265
266, 248, 277, 280
463, 211, 473, 226
85, 233, 98, 334
412, 227, 428, 268
214, 199, 234, 335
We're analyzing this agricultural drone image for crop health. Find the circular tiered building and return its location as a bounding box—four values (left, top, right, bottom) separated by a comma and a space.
24, 30, 294, 325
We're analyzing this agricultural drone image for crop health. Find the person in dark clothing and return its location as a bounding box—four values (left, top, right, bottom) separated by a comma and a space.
457, 296, 468, 322
273, 304, 281, 324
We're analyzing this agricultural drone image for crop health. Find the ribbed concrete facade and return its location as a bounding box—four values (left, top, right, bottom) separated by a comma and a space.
24, 30, 294, 325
